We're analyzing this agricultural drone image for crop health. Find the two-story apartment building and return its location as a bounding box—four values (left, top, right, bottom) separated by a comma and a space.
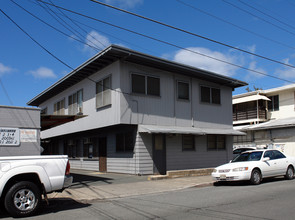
233, 84, 295, 156
28, 45, 246, 175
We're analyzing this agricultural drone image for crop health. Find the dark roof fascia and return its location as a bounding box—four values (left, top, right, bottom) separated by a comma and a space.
27, 44, 247, 106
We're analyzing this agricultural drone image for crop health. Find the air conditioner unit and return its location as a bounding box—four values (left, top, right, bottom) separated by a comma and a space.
68, 139, 74, 146
84, 138, 92, 144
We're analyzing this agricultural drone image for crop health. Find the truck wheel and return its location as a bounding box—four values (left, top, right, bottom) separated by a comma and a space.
4, 181, 41, 217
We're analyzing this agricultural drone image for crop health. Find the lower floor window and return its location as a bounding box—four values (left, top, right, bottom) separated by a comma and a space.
116, 132, 134, 152
207, 135, 226, 150
182, 134, 195, 151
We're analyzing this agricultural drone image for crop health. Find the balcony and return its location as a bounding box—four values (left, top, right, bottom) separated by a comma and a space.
233, 108, 267, 123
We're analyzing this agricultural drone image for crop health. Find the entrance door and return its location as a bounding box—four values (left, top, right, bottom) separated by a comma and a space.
153, 134, 166, 175
99, 137, 107, 172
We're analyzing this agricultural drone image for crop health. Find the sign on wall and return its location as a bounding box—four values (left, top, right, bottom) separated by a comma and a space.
20, 129, 37, 143
0, 127, 20, 146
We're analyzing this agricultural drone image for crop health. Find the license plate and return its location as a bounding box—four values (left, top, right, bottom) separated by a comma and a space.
220, 174, 226, 180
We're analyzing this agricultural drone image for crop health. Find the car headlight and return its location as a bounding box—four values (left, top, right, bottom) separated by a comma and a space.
233, 167, 248, 172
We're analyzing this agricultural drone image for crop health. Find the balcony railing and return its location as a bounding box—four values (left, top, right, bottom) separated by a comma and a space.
233, 108, 267, 121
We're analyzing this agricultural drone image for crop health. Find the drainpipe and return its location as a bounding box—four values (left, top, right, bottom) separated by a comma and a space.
190, 78, 194, 127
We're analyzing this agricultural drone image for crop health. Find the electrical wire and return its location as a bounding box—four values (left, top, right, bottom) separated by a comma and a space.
31, 0, 295, 83
87, 0, 295, 70
222, 0, 295, 37
176, 0, 295, 51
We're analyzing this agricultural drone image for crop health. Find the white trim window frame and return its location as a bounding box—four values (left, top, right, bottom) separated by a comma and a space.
54, 98, 65, 115
96, 75, 112, 109
131, 73, 160, 97
200, 85, 221, 105
68, 89, 83, 115
177, 80, 190, 101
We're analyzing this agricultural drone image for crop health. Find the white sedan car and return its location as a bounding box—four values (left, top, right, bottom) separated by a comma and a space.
212, 149, 295, 185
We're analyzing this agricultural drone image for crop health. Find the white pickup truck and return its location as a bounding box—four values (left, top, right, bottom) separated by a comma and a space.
0, 155, 72, 217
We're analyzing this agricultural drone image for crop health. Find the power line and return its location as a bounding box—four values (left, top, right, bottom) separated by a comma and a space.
176, 0, 295, 51
10, 0, 99, 52
32, 0, 295, 84
0, 8, 74, 70
238, 0, 295, 32
0, 79, 14, 105
88, 0, 295, 70
222, 0, 295, 37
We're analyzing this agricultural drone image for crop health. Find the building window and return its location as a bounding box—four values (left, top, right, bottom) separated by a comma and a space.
68, 89, 83, 115
182, 135, 195, 151
131, 73, 160, 96
116, 132, 134, 152
41, 107, 47, 115
54, 98, 65, 115
177, 81, 189, 100
96, 76, 111, 109
268, 95, 279, 111
207, 135, 226, 150
201, 86, 220, 104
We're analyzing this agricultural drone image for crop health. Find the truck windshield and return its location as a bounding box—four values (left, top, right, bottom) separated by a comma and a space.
232, 151, 263, 162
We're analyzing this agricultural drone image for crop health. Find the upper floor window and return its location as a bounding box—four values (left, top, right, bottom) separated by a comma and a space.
267, 95, 279, 111
200, 86, 220, 104
41, 107, 48, 115
131, 73, 160, 96
177, 81, 189, 100
96, 76, 111, 109
68, 89, 83, 115
54, 98, 65, 115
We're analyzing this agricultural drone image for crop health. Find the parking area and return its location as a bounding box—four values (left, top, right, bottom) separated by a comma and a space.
70, 169, 149, 189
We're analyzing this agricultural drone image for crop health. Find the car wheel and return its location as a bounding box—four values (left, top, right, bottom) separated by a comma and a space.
285, 166, 294, 180
250, 169, 262, 185
4, 181, 41, 217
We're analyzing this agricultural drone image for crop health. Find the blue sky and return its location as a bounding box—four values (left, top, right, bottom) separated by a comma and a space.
1, 0, 295, 107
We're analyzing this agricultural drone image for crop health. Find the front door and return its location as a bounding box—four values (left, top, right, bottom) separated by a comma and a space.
153, 134, 166, 175
99, 137, 107, 172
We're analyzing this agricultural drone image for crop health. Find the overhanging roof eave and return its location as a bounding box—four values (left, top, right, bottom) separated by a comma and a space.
27, 45, 247, 106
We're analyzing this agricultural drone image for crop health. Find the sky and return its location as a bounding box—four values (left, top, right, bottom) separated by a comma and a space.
1, 0, 295, 107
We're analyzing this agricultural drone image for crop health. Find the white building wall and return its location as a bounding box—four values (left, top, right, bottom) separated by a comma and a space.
40, 62, 122, 139
269, 90, 295, 119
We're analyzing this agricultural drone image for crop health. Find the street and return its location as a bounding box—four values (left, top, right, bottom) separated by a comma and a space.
1, 177, 295, 219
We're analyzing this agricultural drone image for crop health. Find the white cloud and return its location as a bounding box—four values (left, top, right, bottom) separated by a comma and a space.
173, 47, 239, 76
274, 58, 295, 79
29, 67, 57, 79
104, 0, 143, 8
84, 31, 111, 53
0, 63, 14, 76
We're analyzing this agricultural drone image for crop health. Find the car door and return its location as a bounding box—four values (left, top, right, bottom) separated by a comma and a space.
261, 150, 277, 177
272, 150, 289, 176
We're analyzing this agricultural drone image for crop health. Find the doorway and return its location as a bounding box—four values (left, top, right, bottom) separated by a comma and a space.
99, 137, 107, 172
153, 134, 166, 175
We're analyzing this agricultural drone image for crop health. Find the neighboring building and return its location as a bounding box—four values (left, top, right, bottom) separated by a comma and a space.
0, 105, 41, 156
28, 45, 246, 175
233, 84, 295, 156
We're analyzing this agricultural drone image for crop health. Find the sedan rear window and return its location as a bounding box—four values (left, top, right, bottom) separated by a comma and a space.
232, 151, 263, 162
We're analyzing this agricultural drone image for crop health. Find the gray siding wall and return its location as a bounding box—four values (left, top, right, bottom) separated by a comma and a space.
0, 106, 41, 156
119, 62, 233, 129
166, 135, 232, 171
107, 132, 153, 175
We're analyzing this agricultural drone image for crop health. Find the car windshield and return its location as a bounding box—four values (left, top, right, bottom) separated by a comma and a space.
232, 151, 263, 162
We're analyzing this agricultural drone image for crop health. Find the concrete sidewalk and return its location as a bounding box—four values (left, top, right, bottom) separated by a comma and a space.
48, 170, 214, 203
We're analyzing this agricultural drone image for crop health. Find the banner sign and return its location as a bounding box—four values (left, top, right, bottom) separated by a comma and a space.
20, 129, 37, 143
0, 127, 20, 146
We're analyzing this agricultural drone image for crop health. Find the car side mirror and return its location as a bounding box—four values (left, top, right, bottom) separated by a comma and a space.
229, 160, 232, 163
263, 157, 270, 162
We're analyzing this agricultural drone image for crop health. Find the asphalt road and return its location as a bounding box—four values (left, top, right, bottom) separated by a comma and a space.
1, 177, 295, 219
